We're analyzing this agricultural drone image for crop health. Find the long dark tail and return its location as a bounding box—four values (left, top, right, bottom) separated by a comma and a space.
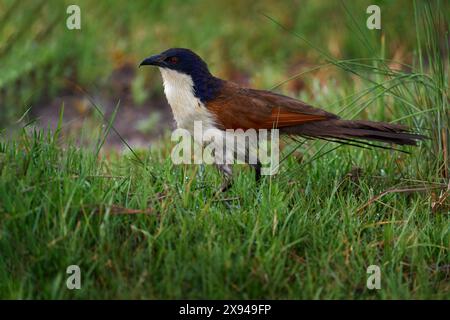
282, 119, 426, 146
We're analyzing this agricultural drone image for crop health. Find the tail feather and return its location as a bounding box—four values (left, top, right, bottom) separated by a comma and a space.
281, 119, 426, 146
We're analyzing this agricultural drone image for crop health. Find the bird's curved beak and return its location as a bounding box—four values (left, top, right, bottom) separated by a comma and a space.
139, 54, 165, 68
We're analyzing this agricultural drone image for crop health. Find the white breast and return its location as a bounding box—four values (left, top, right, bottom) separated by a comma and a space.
159, 68, 217, 133
159, 68, 244, 166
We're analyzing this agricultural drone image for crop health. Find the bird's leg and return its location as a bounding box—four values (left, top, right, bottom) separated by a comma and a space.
216, 164, 233, 192
251, 160, 262, 183
244, 134, 261, 183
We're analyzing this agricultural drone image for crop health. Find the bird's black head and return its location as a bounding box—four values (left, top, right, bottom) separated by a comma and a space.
140, 48, 222, 102
140, 48, 211, 77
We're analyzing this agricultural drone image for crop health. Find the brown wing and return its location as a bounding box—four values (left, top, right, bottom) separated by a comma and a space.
206, 81, 339, 130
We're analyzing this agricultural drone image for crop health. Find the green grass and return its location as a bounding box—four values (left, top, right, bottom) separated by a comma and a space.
0, 125, 448, 299
0, 0, 448, 299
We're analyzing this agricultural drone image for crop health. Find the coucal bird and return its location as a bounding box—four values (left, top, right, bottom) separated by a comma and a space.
140, 48, 424, 190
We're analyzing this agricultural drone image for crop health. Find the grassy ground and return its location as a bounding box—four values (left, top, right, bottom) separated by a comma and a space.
0, 125, 448, 299
0, 0, 449, 299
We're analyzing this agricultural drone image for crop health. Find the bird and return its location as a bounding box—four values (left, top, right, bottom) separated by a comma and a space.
140, 48, 424, 191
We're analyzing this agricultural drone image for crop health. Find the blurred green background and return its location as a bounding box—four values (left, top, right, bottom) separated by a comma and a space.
1, 0, 447, 146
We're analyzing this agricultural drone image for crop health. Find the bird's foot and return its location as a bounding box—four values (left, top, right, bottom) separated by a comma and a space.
215, 164, 233, 194
219, 179, 232, 193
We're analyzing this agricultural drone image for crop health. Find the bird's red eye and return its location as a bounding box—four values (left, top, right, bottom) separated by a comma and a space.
167, 56, 178, 64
